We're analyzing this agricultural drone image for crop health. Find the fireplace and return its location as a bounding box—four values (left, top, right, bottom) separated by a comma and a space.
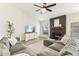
52, 33, 63, 40
50, 15, 66, 40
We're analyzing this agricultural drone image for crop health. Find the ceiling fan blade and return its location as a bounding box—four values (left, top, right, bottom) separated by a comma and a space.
35, 9, 40, 12
46, 9, 52, 12
47, 3, 56, 8
34, 4, 42, 8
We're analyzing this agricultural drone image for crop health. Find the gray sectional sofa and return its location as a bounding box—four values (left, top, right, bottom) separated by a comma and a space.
37, 35, 71, 56
0, 35, 75, 56
37, 41, 65, 56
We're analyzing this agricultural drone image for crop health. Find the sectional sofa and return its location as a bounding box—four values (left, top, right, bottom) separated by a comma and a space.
0, 35, 77, 56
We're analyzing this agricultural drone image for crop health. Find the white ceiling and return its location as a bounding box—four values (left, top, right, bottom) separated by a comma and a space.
11, 3, 79, 21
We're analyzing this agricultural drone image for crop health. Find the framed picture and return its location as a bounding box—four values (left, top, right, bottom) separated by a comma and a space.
54, 19, 60, 27
42, 24, 48, 35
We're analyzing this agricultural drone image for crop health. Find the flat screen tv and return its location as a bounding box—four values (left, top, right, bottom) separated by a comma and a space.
25, 25, 36, 33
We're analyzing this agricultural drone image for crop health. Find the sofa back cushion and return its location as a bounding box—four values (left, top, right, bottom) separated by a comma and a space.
0, 42, 10, 56
49, 42, 65, 52
61, 35, 70, 45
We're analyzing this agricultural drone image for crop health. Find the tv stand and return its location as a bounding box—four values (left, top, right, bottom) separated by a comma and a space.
25, 32, 37, 41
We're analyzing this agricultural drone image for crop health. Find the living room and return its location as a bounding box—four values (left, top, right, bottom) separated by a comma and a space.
1, 3, 79, 56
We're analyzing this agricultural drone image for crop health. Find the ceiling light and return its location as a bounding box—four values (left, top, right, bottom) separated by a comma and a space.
41, 8, 46, 13
42, 8, 46, 12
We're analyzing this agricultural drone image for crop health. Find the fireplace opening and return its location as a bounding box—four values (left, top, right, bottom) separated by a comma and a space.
52, 33, 63, 40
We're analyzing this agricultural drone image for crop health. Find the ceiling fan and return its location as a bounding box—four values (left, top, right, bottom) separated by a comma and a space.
34, 3, 56, 14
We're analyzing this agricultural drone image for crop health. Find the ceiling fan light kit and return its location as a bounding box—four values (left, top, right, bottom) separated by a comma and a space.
41, 8, 46, 13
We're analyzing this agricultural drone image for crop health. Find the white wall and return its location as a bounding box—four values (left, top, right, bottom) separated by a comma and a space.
40, 20, 50, 38
66, 12, 79, 36
40, 12, 79, 38
1, 3, 79, 40
0, 4, 40, 40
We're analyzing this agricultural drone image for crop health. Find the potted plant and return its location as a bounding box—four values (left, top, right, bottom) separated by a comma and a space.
7, 21, 15, 38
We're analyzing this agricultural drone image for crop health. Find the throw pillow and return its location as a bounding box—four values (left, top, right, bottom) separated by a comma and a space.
0, 37, 10, 49
8, 37, 17, 46
0, 34, 4, 40
61, 35, 70, 45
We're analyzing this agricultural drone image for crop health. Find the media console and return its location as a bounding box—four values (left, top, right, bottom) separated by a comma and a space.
25, 32, 37, 41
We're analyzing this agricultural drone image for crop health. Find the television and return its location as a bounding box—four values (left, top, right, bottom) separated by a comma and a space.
25, 25, 36, 33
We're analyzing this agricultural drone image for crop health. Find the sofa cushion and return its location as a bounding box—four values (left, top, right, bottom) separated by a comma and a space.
0, 42, 10, 56
37, 47, 59, 56
10, 42, 26, 54
49, 42, 65, 52
43, 40, 55, 47
0, 37, 10, 49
